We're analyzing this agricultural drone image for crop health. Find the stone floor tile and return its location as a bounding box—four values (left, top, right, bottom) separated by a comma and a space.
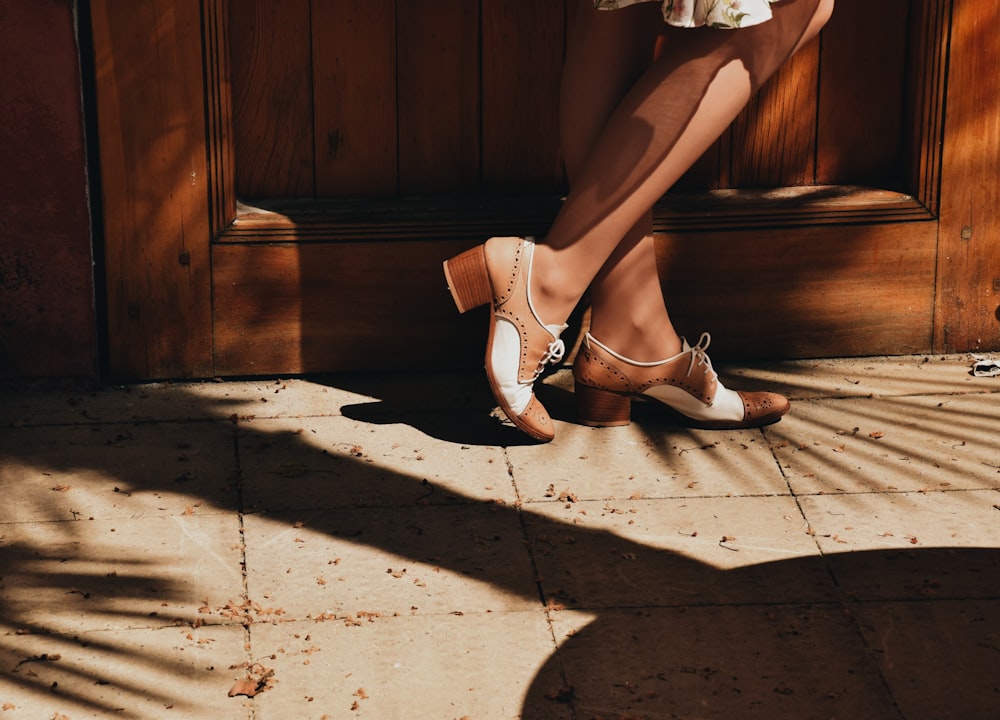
247, 613, 572, 720
238, 415, 514, 511
768, 393, 1000, 495
852, 600, 1000, 720
725, 353, 996, 400
509, 421, 788, 502
0, 624, 248, 720
548, 603, 898, 720
0, 420, 239, 523
243, 506, 541, 619
798, 490, 1000, 601
1, 515, 244, 634
523, 495, 835, 608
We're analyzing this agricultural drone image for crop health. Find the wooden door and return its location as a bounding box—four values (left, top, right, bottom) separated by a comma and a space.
90, 0, 1000, 380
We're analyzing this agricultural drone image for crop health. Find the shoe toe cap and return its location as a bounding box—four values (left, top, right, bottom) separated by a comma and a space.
740, 391, 791, 426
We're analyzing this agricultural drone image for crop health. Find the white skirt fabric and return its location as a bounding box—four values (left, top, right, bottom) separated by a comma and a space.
595, 0, 779, 29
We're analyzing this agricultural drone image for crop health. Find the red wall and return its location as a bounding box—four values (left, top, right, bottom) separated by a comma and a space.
0, 0, 97, 384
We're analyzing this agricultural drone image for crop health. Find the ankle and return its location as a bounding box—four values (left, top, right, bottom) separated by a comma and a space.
589, 323, 682, 363
527, 244, 582, 325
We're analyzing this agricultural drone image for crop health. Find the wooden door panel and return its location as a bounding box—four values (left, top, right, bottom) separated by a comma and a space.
481, 0, 566, 193
816, 0, 910, 186
729, 45, 819, 187
658, 222, 939, 360
397, 1, 481, 195
312, 0, 397, 196
213, 239, 483, 374
231, 0, 314, 197
227, 0, 914, 199
211, 218, 938, 375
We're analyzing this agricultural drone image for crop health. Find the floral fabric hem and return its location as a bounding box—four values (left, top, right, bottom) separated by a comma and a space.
595, 0, 779, 29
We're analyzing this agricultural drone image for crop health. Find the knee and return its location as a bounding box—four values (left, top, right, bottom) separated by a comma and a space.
812, 0, 836, 32
794, 0, 835, 50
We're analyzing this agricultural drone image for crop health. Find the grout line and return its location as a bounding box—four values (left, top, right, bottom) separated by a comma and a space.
504, 441, 580, 719
230, 416, 257, 704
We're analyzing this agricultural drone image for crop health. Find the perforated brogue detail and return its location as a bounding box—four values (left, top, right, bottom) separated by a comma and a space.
480, 236, 565, 442
574, 338, 716, 404
573, 343, 631, 391
573, 333, 790, 430
518, 396, 555, 441
739, 391, 791, 426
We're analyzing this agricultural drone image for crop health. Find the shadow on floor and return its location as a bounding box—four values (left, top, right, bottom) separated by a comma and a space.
1, 375, 998, 719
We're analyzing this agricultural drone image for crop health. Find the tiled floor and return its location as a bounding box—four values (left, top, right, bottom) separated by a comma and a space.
1, 354, 998, 719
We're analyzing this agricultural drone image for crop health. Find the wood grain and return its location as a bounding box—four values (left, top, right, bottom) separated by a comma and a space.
816, 0, 910, 186
397, 1, 481, 195
212, 219, 939, 376
935, 0, 1000, 352
230, 0, 314, 197
94, 0, 989, 379
212, 239, 485, 374
312, 0, 398, 197
730, 43, 819, 187
656, 221, 938, 359
90, 0, 213, 379
481, 0, 567, 194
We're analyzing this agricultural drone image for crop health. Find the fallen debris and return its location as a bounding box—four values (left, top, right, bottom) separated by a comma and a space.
227, 663, 274, 698
971, 356, 1000, 377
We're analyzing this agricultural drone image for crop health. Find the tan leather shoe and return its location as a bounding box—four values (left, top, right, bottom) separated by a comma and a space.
444, 237, 567, 441
573, 332, 789, 429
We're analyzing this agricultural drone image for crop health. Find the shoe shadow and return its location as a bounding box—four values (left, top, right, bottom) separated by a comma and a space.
335, 368, 579, 447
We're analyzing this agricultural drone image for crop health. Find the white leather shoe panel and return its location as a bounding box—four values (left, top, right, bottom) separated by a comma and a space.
490, 317, 532, 415
644, 382, 745, 423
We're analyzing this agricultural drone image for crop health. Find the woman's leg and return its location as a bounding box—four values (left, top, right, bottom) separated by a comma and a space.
559, 0, 682, 362
534, 0, 836, 350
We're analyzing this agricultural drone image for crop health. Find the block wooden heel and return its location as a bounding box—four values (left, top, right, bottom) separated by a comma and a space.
443, 245, 492, 313
576, 383, 632, 427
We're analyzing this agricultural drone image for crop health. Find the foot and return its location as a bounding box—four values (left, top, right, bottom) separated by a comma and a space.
573, 332, 789, 429
444, 237, 567, 441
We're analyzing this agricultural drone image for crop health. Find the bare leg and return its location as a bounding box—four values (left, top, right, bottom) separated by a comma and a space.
559, 1, 681, 361
535, 0, 835, 356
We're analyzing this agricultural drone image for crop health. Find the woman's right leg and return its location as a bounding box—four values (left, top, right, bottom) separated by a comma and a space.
559, 0, 684, 362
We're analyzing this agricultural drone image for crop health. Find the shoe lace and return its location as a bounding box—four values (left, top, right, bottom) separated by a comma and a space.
686, 332, 718, 381
534, 338, 566, 378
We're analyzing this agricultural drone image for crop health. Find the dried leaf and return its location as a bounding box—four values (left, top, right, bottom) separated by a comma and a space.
227, 666, 274, 698
228, 678, 263, 698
